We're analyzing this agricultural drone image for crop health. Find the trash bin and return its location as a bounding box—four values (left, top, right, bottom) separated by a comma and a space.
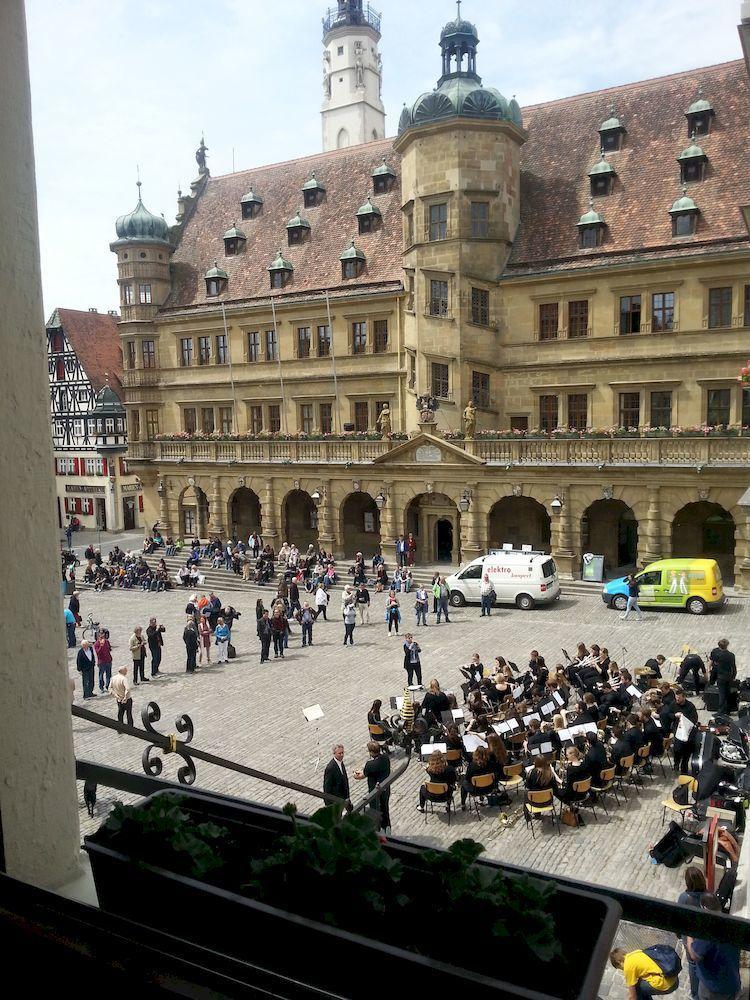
581, 553, 604, 583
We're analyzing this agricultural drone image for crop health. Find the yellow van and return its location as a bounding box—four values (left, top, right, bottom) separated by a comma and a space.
602, 558, 726, 615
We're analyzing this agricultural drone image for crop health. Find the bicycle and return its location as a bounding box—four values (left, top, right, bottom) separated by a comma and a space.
82, 613, 109, 641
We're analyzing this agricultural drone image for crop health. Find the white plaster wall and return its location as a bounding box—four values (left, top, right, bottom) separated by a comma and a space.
0, 0, 81, 887
322, 25, 385, 149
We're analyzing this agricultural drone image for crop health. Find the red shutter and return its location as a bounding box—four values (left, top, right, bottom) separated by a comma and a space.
73, 457, 80, 475
119, 457, 125, 476
63, 498, 69, 513
138, 495, 144, 513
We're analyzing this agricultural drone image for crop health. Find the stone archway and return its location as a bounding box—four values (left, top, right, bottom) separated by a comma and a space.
581, 499, 638, 577
340, 492, 381, 559
672, 501, 735, 584
229, 486, 262, 542
282, 489, 319, 549
404, 492, 460, 565
179, 484, 209, 539
488, 497, 551, 553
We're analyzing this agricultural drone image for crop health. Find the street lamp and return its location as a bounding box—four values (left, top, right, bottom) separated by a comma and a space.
550, 495, 563, 514
458, 489, 471, 513
310, 489, 322, 505
374, 490, 386, 510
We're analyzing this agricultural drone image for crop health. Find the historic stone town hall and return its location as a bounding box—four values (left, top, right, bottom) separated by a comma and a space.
114, 1, 750, 588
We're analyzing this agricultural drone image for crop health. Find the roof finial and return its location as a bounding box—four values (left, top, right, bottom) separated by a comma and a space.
600, 147, 606, 159
682, 182, 688, 196
456, 0, 462, 19
589, 197, 594, 210
136, 164, 142, 197
104, 371, 109, 384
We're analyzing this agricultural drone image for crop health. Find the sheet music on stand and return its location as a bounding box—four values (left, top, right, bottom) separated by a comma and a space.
530, 741, 555, 757
512, 685, 524, 700
523, 712, 541, 726
539, 701, 556, 717
626, 684, 642, 700
463, 733, 488, 753
302, 704, 325, 771
420, 742, 447, 759
389, 696, 404, 711
552, 691, 565, 707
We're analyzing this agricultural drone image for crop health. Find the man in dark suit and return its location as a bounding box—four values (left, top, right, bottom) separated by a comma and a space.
76, 640, 96, 699
323, 744, 350, 806
183, 619, 199, 674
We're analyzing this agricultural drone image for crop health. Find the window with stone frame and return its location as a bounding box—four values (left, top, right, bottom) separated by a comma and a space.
317, 324, 331, 357
139, 283, 152, 305
470, 201, 489, 238
131, 409, 140, 441
652, 292, 675, 332
406, 210, 414, 247
743, 388, 750, 428
200, 407, 215, 433
299, 404, 313, 435
706, 388, 731, 427
373, 319, 388, 353
619, 295, 641, 335
123, 284, 133, 306
618, 392, 641, 429
539, 302, 559, 341
568, 300, 588, 338
268, 404, 281, 433
650, 391, 672, 429
431, 362, 450, 400
249, 405, 263, 435
125, 341, 137, 370
471, 287, 490, 326
354, 400, 369, 432
215, 334, 228, 365
247, 331, 260, 362
198, 336, 211, 365
567, 393, 588, 431
429, 279, 449, 317
218, 407, 233, 434
471, 370, 490, 409
297, 326, 311, 359
539, 394, 558, 432
708, 287, 732, 329
145, 408, 160, 439
408, 353, 416, 389
406, 274, 415, 311
183, 407, 197, 434
141, 339, 156, 368
352, 321, 367, 355
319, 402, 333, 434
179, 338, 193, 367
510, 415, 528, 432
265, 329, 278, 361
745, 285, 750, 328
428, 202, 448, 241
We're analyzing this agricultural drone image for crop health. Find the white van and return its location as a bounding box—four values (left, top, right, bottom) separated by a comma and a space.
446, 549, 560, 611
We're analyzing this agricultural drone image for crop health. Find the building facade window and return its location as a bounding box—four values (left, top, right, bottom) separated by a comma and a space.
218, 406, 233, 434
568, 300, 588, 338
429, 279, 449, 317
652, 292, 675, 332
708, 287, 732, 329
131, 409, 140, 441
268, 404, 281, 433
428, 202, 448, 241
707, 388, 731, 427
198, 336, 211, 365
126, 341, 137, 370
270, 271, 285, 290
539, 302, 559, 341
145, 408, 160, 439
619, 391, 641, 428
342, 258, 359, 278
539, 394, 558, 432
317, 324, 331, 357
215, 335, 228, 365
471, 287, 489, 326
470, 201, 489, 238
297, 326, 311, 359
141, 339, 156, 368
742, 388, 750, 427
249, 405, 263, 435
184, 407, 197, 434
354, 401, 369, 432
472, 371, 490, 409
406, 274, 415, 311
406, 210, 414, 247
373, 319, 388, 353
139, 283, 152, 305
201, 407, 215, 433
619, 295, 642, 335
179, 338, 193, 367
319, 402, 333, 434
650, 391, 672, 428
183, 508, 196, 536
84, 457, 105, 475
247, 331, 260, 362
510, 416, 528, 432
123, 284, 133, 305
567, 393, 588, 431
431, 362, 449, 399
744, 285, 750, 328
265, 329, 278, 361
352, 321, 367, 355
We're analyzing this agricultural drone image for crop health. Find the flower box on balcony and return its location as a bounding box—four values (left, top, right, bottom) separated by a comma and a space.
85, 791, 620, 1000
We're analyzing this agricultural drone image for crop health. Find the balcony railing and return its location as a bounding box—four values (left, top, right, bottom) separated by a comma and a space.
121, 368, 160, 387
322, 3, 381, 37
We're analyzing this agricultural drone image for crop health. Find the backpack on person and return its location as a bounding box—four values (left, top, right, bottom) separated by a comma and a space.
642, 944, 682, 979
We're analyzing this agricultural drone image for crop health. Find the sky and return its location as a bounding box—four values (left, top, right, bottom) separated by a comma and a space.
26, 0, 745, 317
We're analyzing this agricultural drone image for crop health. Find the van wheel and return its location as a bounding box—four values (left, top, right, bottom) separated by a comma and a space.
516, 594, 534, 611
449, 591, 465, 608
612, 595, 627, 612
687, 597, 706, 616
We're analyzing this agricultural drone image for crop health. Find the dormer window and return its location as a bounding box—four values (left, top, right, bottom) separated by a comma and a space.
598, 106, 625, 152
577, 201, 606, 249
301, 172, 326, 208
685, 88, 714, 137
268, 250, 293, 290
588, 150, 616, 197
340, 239, 365, 279
240, 185, 263, 220
286, 208, 311, 246
204, 261, 228, 297
677, 136, 707, 184
356, 196, 382, 234
371, 157, 397, 194
669, 186, 699, 237
223, 222, 246, 256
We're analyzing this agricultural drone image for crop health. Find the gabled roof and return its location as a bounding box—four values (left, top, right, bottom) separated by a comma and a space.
372, 432, 485, 466
506, 60, 750, 276
48, 308, 123, 396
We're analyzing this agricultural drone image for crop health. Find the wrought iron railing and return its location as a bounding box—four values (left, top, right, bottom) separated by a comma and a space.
322, 3, 381, 38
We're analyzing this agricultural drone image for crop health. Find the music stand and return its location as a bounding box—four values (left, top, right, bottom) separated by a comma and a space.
303, 703, 325, 771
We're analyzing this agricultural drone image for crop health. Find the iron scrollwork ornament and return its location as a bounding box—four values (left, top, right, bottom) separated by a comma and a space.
141, 701, 196, 785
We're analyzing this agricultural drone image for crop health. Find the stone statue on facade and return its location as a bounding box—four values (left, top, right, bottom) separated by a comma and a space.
377, 52, 383, 96
463, 399, 477, 438
416, 393, 437, 423
355, 57, 364, 88
323, 51, 331, 98
195, 136, 209, 175
376, 404, 391, 437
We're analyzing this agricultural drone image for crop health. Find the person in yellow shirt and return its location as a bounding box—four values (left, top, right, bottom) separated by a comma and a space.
609, 948, 678, 1000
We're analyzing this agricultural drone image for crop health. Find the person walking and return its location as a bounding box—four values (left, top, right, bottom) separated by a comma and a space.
289, 578, 301, 615
709, 639, 736, 717
621, 573, 644, 622
76, 640, 96, 699
355, 582, 370, 625
93, 629, 113, 692
197, 615, 212, 665
431, 574, 440, 615
65, 518, 74, 549
214, 617, 231, 663
183, 618, 199, 673
407, 532, 417, 567
386, 592, 401, 634
314, 583, 329, 620
109, 666, 134, 730
414, 584, 429, 626
146, 617, 166, 675
64, 606, 77, 648
403, 634, 423, 687
270, 608, 288, 658
343, 601, 357, 645
436, 576, 451, 623
68, 590, 81, 625
257, 609, 273, 662
129, 626, 148, 684
299, 603, 315, 647
480, 573, 495, 617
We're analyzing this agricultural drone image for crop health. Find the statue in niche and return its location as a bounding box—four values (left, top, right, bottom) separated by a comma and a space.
377, 404, 392, 437
355, 57, 364, 88
463, 399, 477, 438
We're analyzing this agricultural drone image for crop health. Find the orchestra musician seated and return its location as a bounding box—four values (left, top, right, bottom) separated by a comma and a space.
417, 750, 457, 812
525, 719, 547, 755
584, 732, 609, 787
623, 713, 645, 753
525, 759, 555, 794
554, 747, 591, 823
610, 725, 632, 775
444, 723, 467, 760
641, 706, 664, 756
460, 746, 496, 808
367, 699, 393, 742
486, 733, 508, 774
421, 679, 450, 726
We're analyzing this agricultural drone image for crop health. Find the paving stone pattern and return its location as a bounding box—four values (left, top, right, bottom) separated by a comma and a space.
70, 585, 749, 998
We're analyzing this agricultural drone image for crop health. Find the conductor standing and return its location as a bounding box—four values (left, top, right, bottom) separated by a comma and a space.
323, 744, 351, 807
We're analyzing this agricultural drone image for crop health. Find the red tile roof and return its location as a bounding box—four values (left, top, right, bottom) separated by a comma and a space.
52, 308, 123, 396
165, 137, 403, 311
507, 60, 750, 275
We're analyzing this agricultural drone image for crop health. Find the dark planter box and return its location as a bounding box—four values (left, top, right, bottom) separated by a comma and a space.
84, 790, 620, 1000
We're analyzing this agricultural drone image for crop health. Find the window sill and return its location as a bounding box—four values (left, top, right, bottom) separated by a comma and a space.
423, 312, 454, 322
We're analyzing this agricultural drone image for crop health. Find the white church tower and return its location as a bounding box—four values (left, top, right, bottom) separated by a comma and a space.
321, 1, 386, 151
